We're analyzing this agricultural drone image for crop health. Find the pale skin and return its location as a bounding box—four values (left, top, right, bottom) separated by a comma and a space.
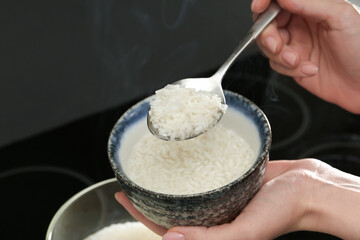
116, 0, 360, 239
116, 159, 360, 239
253, 0, 360, 114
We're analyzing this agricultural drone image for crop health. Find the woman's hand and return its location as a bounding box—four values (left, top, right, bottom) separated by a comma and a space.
116, 159, 360, 239
253, 0, 360, 113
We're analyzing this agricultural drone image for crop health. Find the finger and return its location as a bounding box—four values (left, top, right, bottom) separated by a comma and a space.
251, 0, 271, 13
114, 192, 167, 236
277, 10, 292, 28
259, 16, 317, 75
166, 195, 289, 240
165, 160, 317, 240
163, 161, 295, 240
257, 27, 289, 59
285, 15, 313, 58
257, 20, 302, 69
270, 60, 318, 78
167, 223, 248, 240
260, 42, 301, 69
253, 0, 351, 24
258, 20, 283, 54
277, 0, 351, 24
257, 27, 290, 57
254, 8, 290, 54
278, 28, 290, 45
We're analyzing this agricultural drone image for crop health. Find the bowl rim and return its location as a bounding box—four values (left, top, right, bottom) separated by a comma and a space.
45, 178, 118, 240
107, 90, 271, 199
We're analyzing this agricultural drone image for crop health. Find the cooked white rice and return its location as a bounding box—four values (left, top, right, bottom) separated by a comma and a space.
149, 84, 228, 140
123, 123, 255, 195
83, 222, 161, 240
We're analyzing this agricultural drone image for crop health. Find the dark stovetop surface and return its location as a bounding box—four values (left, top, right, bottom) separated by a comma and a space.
1, 54, 359, 239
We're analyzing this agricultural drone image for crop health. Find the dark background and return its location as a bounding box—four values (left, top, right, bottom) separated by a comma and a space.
0, 0, 256, 148
1, 1, 359, 240
0, 0, 255, 239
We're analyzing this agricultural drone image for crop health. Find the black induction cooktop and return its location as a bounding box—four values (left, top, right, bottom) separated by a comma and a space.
1, 54, 359, 239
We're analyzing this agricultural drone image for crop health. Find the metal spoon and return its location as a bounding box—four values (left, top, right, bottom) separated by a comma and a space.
148, 2, 281, 141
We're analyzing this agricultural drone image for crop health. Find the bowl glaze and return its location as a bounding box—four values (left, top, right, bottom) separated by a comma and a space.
108, 90, 271, 228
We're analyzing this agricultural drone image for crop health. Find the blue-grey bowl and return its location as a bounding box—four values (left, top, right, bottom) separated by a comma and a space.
108, 90, 271, 228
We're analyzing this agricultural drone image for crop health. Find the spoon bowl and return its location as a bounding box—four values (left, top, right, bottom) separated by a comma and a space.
148, 2, 281, 140
147, 77, 225, 141
172, 77, 226, 104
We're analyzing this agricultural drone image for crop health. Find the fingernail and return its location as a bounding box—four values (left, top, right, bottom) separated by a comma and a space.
264, 36, 277, 53
282, 51, 297, 66
301, 64, 318, 76
163, 232, 185, 240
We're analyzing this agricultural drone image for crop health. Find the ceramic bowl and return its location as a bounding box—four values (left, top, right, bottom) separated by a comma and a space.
108, 90, 271, 228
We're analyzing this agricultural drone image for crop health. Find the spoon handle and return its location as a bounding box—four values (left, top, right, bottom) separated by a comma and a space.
213, 1, 281, 81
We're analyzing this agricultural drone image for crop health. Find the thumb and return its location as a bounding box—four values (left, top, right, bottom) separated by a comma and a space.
277, 0, 353, 22
161, 212, 283, 240
162, 215, 269, 240
162, 225, 238, 240
162, 180, 297, 240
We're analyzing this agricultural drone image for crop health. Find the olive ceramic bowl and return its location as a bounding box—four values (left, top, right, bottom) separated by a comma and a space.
108, 90, 271, 228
